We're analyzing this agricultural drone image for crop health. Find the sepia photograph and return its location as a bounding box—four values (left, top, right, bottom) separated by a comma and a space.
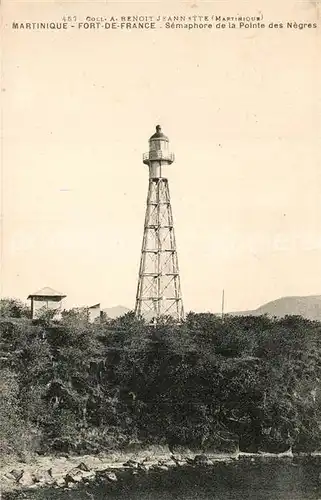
1, 0, 321, 498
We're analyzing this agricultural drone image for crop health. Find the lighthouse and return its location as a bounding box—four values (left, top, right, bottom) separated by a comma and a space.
134, 125, 184, 323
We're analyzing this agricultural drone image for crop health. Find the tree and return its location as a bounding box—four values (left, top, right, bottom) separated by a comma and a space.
0, 298, 30, 319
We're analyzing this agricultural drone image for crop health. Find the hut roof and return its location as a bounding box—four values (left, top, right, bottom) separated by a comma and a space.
27, 287, 67, 300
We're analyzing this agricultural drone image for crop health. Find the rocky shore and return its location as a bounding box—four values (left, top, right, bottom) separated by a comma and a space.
2, 447, 321, 499
0, 446, 237, 495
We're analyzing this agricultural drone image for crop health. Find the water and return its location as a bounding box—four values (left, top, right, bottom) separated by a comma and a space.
4, 460, 321, 500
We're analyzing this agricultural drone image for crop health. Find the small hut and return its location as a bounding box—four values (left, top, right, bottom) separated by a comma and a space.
27, 287, 66, 319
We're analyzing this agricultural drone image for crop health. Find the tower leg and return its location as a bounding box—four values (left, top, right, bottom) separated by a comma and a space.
134, 180, 153, 318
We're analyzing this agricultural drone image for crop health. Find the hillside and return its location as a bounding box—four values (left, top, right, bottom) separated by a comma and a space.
102, 305, 131, 319
101, 295, 321, 321
230, 295, 321, 321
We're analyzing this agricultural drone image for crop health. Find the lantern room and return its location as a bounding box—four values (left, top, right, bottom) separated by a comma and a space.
143, 125, 175, 178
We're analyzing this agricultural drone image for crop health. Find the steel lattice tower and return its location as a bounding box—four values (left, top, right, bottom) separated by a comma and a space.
134, 125, 184, 323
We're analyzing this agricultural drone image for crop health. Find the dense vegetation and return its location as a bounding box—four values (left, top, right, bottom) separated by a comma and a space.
1, 297, 321, 459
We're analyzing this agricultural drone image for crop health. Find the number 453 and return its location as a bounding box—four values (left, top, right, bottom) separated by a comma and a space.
62, 16, 77, 22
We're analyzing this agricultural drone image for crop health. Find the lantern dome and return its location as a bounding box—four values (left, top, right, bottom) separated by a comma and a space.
149, 125, 169, 142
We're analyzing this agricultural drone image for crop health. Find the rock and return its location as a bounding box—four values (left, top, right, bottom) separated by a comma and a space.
24, 484, 39, 490
105, 471, 118, 482
66, 465, 94, 482
95, 469, 118, 483
157, 459, 170, 466
65, 471, 83, 484
194, 454, 212, 465
66, 482, 77, 489
65, 473, 75, 485
54, 476, 66, 487
69, 467, 84, 476
76, 462, 91, 472
3, 471, 17, 481
81, 471, 95, 483
137, 463, 150, 472
10, 469, 24, 481
123, 459, 138, 468
2, 472, 17, 486
151, 464, 169, 472
95, 470, 106, 481
69, 468, 95, 479
18, 470, 34, 487
185, 454, 213, 466
33, 469, 54, 484
170, 455, 184, 467
73, 473, 84, 483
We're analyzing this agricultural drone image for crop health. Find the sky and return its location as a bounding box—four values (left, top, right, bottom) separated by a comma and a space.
1, 0, 321, 313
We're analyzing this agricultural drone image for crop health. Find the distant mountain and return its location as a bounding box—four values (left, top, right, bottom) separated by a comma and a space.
102, 305, 131, 319
102, 296, 321, 321
230, 295, 321, 321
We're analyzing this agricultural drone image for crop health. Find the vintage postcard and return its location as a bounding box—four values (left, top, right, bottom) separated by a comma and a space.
1, 0, 321, 498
